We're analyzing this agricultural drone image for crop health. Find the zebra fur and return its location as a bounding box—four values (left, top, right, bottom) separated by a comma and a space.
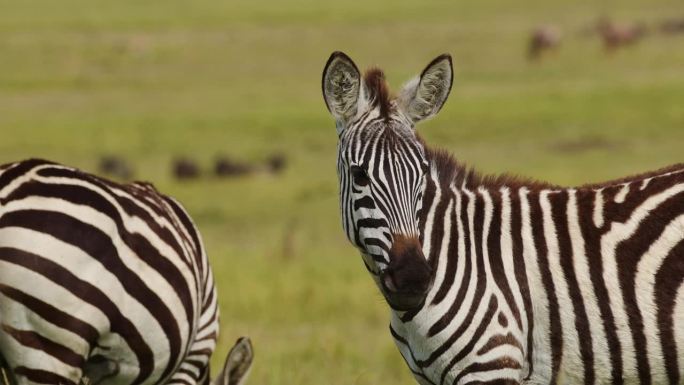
323, 51, 684, 384
0, 159, 252, 385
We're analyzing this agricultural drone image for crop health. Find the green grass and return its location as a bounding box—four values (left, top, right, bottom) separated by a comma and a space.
1, 0, 683, 383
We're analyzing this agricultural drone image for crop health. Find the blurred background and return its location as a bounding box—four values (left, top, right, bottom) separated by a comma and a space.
1, 0, 683, 383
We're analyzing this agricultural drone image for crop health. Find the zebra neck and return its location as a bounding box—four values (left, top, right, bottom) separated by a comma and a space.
412, 162, 550, 326
417, 151, 552, 266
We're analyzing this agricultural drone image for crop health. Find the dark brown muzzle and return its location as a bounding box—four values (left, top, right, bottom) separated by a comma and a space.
380, 235, 433, 311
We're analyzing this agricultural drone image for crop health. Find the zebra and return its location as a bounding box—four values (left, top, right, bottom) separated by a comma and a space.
0, 159, 253, 385
322, 51, 684, 384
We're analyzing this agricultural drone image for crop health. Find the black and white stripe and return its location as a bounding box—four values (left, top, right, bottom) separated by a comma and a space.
323, 51, 684, 384
391, 168, 684, 385
0, 159, 218, 385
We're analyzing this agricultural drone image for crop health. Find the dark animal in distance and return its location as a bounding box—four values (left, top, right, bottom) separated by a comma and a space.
597, 18, 647, 52
660, 18, 684, 35
265, 153, 287, 175
173, 157, 201, 180
214, 156, 254, 177
98, 155, 133, 180
214, 153, 287, 178
528, 26, 562, 60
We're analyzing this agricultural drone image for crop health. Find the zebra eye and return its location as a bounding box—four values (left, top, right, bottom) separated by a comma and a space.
350, 165, 370, 186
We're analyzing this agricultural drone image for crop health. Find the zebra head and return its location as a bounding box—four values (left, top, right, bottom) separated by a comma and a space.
322, 52, 453, 311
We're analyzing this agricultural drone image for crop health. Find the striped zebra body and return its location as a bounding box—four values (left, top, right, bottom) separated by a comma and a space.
322, 52, 684, 384
0, 159, 219, 384
393, 164, 684, 384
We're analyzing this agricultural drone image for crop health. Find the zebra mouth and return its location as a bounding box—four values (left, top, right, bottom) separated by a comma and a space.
382, 288, 428, 311
380, 272, 431, 311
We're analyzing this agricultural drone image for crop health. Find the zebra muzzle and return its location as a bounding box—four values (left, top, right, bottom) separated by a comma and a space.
380, 235, 433, 311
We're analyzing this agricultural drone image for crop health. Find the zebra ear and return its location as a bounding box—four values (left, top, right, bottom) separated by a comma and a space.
212, 337, 253, 385
398, 54, 453, 124
322, 51, 362, 125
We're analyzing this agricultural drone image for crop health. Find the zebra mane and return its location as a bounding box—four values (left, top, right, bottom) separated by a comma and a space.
424, 142, 684, 190
422, 141, 558, 190
577, 162, 684, 189
363, 68, 392, 120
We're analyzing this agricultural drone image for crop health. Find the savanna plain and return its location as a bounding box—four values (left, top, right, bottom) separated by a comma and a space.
0, 0, 683, 383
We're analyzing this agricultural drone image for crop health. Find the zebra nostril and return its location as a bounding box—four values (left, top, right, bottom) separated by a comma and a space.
382, 271, 399, 293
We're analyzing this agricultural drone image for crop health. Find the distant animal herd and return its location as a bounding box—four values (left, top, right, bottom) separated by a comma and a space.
98, 153, 287, 181
528, 16, 684, 60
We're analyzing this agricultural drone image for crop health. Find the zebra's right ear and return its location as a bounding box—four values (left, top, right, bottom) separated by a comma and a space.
322, 51, 362, 126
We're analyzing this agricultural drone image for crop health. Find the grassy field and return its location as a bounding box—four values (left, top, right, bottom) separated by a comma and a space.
1, 0, 683, 383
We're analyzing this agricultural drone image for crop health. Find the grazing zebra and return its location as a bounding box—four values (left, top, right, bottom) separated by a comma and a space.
322, 51, 684, 384
0, 159, 253, 385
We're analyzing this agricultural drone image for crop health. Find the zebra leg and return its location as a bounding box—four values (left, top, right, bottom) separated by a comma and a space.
0, 301, 86, 385
0, 336, 84, 385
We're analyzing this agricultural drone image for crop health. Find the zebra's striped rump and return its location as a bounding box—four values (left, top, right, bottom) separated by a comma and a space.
0, 159, 221, 385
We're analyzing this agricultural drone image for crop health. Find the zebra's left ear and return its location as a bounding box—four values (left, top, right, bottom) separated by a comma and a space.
212, 337, 253, 385
398, 54, 453, 124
